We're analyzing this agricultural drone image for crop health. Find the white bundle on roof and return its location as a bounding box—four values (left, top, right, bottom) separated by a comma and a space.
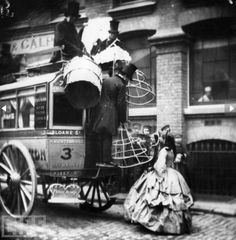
93, 41, 131, 64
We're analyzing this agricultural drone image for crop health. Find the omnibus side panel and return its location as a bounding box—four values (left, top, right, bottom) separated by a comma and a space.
0, 137, 49, 170
47, 137, 85, 171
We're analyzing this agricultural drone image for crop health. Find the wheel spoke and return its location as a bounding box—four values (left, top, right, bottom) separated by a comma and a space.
2, 152, 14, 171
0, 162, 12, 175
21, 168, 30, 178
12, 147, 19, 172
20, 184, 31, 201
97, 182, 102, 208
10, 192, 17, 212
21, 157, 27, 176
0, 142, 36, 219
99, 180, 109, 201
91, 181, 96, 206
17, 190, 21, 215
7, 146, 17, 171
17, 148, 24, 172
0, 174, 8, 183
0, 184, 9, 193
1, 186, 11, 204
21, 180, 32, 186
20, 189, 28, 212
13, 146, 21, 172
80, 180, 90, 188
84, 181, 93, 199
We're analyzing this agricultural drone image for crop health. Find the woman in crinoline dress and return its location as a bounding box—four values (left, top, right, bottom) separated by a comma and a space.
124, 136, 193, 234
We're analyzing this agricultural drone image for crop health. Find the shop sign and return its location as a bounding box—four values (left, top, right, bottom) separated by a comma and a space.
9, 34, 54, 55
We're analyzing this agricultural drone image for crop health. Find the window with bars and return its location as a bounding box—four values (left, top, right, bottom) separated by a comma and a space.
187, 139, 236, 196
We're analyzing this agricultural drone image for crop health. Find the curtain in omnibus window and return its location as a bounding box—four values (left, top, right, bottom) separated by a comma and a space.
18, 97, 35, 128
0, 100, 16, 129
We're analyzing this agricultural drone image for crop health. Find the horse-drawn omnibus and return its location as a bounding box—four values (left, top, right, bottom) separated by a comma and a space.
0, 57, 155, 220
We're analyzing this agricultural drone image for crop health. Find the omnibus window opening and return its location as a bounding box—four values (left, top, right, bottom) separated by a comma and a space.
18, 96, 35, 128
0, 99, 17, 129
53, 93, 83, 127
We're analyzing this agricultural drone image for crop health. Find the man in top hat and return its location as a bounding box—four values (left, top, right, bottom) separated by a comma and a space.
0, 43, 20, 85
91, 19, 122, 56
50, 1, 86, 62
90, 62, 137, 164
90, 19, 127, 77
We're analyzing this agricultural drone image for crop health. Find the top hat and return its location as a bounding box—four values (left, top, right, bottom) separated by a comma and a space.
65, 1, 81, 18
1, 43, 11, 55
109, 19, 119, 34
121, 63, 137, 81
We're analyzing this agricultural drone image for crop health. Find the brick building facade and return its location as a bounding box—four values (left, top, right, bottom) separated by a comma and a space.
1, 0, 236, 196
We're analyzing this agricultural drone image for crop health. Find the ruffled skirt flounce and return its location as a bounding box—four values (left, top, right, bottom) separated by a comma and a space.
124, 168, 193, 234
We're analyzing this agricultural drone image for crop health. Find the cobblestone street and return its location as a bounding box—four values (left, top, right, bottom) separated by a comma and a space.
1, 199, 236, 240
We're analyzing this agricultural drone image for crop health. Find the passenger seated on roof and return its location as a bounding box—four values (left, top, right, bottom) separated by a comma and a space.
0, 43, 20, 85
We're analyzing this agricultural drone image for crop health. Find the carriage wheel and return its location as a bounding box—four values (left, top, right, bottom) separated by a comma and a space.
0, 141, 37, 219
79, 177, 116, 211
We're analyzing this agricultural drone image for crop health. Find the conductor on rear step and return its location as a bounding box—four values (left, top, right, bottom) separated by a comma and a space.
90, 63, 137, 165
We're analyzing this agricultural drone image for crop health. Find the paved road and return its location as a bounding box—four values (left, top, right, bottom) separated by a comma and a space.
1, 199, 236, 240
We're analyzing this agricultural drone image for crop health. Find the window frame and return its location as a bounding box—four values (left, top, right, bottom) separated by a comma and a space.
122, 31, 156, 108
0, 96, 17, 130
49, 80, 84, 130
0, 85, 47, 131
189, 36, 236, 107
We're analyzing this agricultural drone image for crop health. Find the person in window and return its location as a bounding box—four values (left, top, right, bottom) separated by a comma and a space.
50, 1, 86, 62
90, 63, 137, 165
198, 86, 213, 103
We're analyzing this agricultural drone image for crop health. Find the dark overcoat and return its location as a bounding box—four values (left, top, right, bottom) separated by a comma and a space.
52, 19, 84, 60
91, 74, 127, 136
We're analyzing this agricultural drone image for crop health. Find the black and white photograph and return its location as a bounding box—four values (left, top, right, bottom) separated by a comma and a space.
0, 0, 236, 239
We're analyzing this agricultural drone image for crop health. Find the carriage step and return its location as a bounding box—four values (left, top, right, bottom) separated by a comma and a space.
96, 163, 118, 168
48, 197, 86, 204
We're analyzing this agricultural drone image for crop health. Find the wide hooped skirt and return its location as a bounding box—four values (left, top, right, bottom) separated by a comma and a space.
124, 168, 193, 234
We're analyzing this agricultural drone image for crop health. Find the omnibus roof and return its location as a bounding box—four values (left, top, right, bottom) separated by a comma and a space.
0, 73, 57, 92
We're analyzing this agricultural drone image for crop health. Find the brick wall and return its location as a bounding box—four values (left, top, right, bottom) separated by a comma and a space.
155, 40, 188, 140
157, 0, 183, 30
85, 0, 112, 19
